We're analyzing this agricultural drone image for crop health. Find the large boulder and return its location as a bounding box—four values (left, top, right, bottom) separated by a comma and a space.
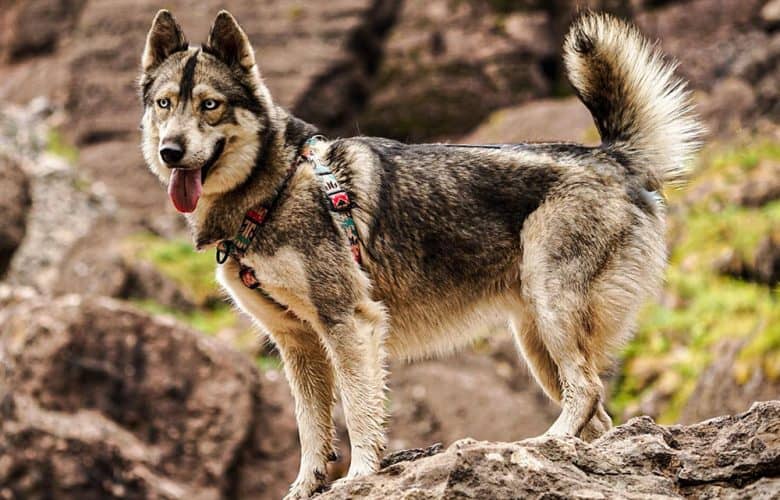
680, 339, 780, 425
323, 400, 780, 499
462, 96, 597, 145
350, 0, 554, 141
0, 288, 299, 499
636, 0, 779, 133
0, 0, 86, 63
0, 155, 30, 278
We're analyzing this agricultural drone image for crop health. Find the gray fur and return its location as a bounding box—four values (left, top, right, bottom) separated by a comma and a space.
139, 10, 703, 499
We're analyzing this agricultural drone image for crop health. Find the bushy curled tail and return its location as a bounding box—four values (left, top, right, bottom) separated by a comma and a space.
564, 12, 704, 186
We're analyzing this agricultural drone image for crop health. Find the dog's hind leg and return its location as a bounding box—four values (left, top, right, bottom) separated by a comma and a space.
518, 195, 665, 439
518, 209, 625, 439
508, 298, 562, 403
509, 296, 609, 441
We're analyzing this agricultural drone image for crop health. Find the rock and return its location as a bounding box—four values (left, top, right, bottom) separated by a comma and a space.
635, 0, 779, 133
462, 97, 597, 145
762, 0, 780, 30
119, 260, 197, 311
388, 335, 559, 451
0, 101, 117, 292
2, 151, 115, 292
352, 0, 554, 141
680, 339, 780, 425
0, 155, 30, 278
730, 159, 780, 208
753, 234, 780, 287
51, 223, 196, 311
715, 232, 780, 287
322, 401, 780, 499
732, 33, 780, 131
0, 0, 86, 63
700, 78, 758, 134
0, 288, 299, 499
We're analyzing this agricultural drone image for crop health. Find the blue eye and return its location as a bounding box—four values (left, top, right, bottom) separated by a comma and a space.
202, 99, 220, 111
157, 98, 170, 109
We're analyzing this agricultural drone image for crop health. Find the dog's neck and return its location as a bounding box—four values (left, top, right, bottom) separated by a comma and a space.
189, 107, 318, 249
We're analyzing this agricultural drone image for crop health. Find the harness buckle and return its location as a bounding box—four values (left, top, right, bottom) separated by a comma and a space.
216, 240, 233, 264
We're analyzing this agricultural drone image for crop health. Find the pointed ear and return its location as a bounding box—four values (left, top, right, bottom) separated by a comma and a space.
205, 10, 256, 72
142, 10, 188, 72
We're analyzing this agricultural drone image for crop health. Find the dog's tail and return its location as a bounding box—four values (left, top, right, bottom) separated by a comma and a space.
563, 12, 703, 186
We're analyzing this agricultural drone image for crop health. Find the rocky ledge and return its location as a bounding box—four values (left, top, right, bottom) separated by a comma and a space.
322, 401, 780, 499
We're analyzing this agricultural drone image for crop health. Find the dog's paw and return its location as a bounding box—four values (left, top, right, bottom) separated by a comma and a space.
346, 456, 379, 479
283, 471, 328, 500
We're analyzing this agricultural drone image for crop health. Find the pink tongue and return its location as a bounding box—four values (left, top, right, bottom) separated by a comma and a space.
168, 168, 202, 213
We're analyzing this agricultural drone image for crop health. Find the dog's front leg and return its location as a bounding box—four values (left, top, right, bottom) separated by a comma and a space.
316, 299, 388, 479
274, 326, 337, 500
217, 260, 336, 499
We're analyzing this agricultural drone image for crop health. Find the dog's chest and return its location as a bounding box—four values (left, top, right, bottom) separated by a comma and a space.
235, 247, 313, 309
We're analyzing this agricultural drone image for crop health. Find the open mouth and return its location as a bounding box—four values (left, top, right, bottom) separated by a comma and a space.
167, 138, 225, 213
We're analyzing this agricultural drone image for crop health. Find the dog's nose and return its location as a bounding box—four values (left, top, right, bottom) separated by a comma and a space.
159, 142, 185, 165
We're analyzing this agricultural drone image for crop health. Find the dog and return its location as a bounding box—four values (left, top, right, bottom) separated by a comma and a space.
139, 9, 702, 498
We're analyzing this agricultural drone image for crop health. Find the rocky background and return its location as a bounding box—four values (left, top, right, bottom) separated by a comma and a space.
0, 0, 778, 498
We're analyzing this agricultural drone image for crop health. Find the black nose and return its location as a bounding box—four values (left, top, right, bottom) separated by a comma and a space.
159, 142, 185, 165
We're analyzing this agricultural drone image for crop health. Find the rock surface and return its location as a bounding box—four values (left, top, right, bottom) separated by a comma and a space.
0, 288, 299, 500
388, 336, 559, 452
0, 103, 116, 293
681, 339, 780, 425
463, 97, 597, 145
349, 0, 554, 141
636, 0, 780, 134
322, 400, 780, 499
0, 155, 30, 277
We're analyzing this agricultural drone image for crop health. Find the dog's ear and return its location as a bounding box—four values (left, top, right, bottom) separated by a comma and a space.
205, 10, 256, 72
142, 10, 188, 72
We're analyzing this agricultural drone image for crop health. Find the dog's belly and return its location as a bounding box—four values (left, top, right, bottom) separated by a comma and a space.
380, 288, 516, 361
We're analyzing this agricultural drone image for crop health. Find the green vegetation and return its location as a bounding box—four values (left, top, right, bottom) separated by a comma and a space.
127, 234, 219, 306
46, 128, 79, 163
610, 139, 780, 423
133, 299, 236, 334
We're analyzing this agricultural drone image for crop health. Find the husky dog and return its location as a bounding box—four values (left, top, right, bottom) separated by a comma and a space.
140, 9, 701, 498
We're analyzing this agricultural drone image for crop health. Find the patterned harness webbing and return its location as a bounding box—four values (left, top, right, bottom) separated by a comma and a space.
215, 135, 362, 292
301, 136, 362, 265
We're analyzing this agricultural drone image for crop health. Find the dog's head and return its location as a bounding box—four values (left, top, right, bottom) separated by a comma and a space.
139, 10, 273, 213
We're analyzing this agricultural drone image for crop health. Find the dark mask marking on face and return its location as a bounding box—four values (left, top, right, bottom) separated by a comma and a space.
179, 51, 199, 104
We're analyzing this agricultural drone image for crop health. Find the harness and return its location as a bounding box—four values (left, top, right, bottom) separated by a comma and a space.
215, 135, 362, 291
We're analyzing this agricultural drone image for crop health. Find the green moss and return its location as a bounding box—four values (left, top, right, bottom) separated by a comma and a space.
46, 128, 79, 163
125, 233, 219, 306
256, 355, 283, 372
735, 314, 780, 382
708, 140, 780, 173
133, 299, 236, 334
289, 5, 304, 21
610, 138, 780, 423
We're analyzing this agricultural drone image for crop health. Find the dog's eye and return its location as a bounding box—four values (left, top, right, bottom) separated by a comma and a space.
157, 98, 170, 109
202, 99, 220, 111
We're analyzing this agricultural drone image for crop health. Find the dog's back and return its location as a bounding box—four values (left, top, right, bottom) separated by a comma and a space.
323, 14, 702, 368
